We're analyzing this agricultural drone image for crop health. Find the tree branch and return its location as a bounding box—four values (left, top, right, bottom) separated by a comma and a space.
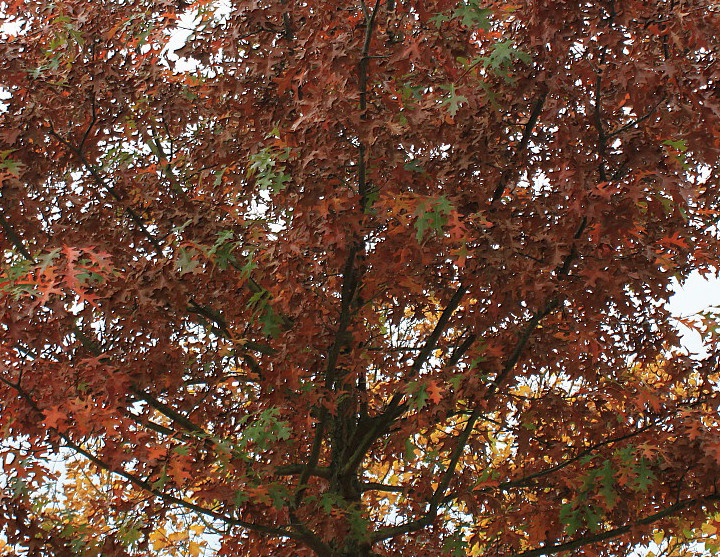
296, 0, 384, 503
357, 0, 381, 210
48, 128, 165, 256
275, 464, 332, 479
492, 91, 547, 202
1, 378, 309, 544
438, 412, 676, 507
372, 293, 559, 542
342, 283, 469, 478
492, 298, 559, 391
592, 47, 608, 181
0, 210, 34, 261
361, 481, 406, 493
129, 386, 206, 435
606, 96, 666, 139
507, 494, 720, 557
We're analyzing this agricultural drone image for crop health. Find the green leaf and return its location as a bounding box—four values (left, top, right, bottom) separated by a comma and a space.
453, 1, 492, 29
405, 380, 429, 409
663, 139, 690, 170
151, 469, 169, 490
239, 408, 292, 448
415, 195, 454, 241
559, 502, 582, 536
615, 445, 634, 464
207, 230, 240, 269
663, 139, 688, 152
347, 504, 371, 541
248, 146, 292, 193
432, 1, 492, 30
37, 247, 61, 274
267, 483, 290, 510
400, 83, 425, 103
117, 519, 144, 547
239, 254, 258, 279
447, 374, 464, 391
443, 531, 469, 557
598, 460, 617, 509
319, 491, 344, 513
8, 476, 29, 497
584, 505, 601, 532
0, 150, 23, 177
440, 84, 468, 116
633, 458, 656, 492
404, 159, 425, 173
484, 40, 530, 70
247, 289, 267, 309
404, 437, 418, 460
259, 306, 282, 338
177, 247, 201, 275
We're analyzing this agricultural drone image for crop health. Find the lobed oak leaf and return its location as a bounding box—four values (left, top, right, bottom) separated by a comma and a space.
43, 406, 68, 430
426, 379, 444, 405
3, 2, 720, 556
659, 232, 689, 250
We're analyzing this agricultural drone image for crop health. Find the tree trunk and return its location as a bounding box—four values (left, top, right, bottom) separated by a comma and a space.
329, 542, 374, 557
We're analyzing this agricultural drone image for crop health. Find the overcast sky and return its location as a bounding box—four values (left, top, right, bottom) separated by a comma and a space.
668, 274, 720, 355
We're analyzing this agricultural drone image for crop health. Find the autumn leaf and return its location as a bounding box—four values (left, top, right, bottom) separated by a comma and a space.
1, 1, 720, 556
43, 406, 68, 429
425, 379, 444, 404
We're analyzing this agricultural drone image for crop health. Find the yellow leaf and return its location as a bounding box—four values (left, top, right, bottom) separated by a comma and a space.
152, 536, 169, 551
653, 530, 664, 544
168, 530, 189, 542
189, 541, 202, 557
190, 524, 205, 536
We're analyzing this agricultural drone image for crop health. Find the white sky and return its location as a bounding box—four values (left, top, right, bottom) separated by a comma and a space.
668, 273, 720, 355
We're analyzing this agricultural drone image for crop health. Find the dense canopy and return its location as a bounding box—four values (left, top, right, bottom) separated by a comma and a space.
1, 0, 720, 555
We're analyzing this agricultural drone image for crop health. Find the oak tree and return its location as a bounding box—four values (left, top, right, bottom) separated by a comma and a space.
1, 0, 720, 555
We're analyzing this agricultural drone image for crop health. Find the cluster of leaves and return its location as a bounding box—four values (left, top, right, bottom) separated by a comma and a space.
1, 0, 720, 556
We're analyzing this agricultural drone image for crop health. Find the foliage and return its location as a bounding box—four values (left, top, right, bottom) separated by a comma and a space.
1, 0, 720, 556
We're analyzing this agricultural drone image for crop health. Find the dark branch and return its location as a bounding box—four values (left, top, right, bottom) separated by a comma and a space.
372, 292, 559, 542
342, 283, 469, 477
361, 482, 406, 493
275, 464, 332, 479
48, 129, 165, 256
493, 298, 559, 391
492, 92, 547, 202
0, 211, 34, 261
129, 387, 206, 435
592, 47, 608, 181
507, 494, 720, 557
1, 378, 307, 543
606, 96, 666, 139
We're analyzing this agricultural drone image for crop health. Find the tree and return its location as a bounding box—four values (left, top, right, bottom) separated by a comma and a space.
1, 0, 720, 555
